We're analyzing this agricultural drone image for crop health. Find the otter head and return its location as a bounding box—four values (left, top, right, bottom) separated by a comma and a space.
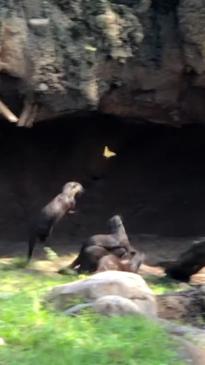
62, 181, 84, 198
108, 215, 123, 232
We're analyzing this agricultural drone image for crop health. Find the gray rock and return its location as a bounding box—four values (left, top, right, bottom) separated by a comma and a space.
64, 295, 145, 317
94, 295, 150, 316
46, 270, 157, 317
158, 319, 205, 348
28, 18, 50, 36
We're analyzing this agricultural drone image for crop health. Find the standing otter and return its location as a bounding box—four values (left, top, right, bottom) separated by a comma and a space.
27, 181, 84, 262
69, 215, 136, 273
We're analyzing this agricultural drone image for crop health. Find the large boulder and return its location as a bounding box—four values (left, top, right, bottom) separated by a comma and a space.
93, 295, 154, 317
46, 270, 157, 317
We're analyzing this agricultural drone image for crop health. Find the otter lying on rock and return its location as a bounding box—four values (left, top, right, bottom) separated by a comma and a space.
68, 215, 143, 273
27, 181, 84, 261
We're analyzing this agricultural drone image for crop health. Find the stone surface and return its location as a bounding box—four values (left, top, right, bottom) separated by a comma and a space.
157, 319, 205, 365
46, 270, 157, 317
94, 294, 154, 316
156, 287, 205, 327
1, 1, 205, 125
64, 295, 149, 316
159, 319, 205, 348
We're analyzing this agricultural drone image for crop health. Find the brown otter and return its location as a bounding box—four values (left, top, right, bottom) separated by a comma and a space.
27, 181, 84, 261
69, 215, 136, 273
96, 251, 145, 273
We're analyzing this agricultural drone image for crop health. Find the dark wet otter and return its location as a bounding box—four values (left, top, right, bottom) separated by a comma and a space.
164, 240, 205, 282
27, 181, 84, 261
96, 251, 145, 273
69, 215, 136, 273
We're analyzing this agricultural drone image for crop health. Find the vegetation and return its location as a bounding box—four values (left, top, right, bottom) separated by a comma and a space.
147, 275, 185, 294
0, 261, 185, 365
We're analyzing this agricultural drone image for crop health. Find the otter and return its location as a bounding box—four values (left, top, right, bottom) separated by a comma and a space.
69, 215, 136, 273
164, 240, 205, 282
27, 181, 84, 261
96, 251, 145, 273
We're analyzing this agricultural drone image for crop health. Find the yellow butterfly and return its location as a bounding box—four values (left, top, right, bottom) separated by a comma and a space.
103, 145, 116, 159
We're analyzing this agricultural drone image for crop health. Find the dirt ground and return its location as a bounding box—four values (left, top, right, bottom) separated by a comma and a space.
1, 234, 205, 285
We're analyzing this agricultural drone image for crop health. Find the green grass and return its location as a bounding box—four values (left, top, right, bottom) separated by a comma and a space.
146, 275, 186, 294
0, 265, 185, 365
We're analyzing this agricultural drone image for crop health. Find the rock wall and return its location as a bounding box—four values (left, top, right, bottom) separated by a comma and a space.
0, 0, 205, 126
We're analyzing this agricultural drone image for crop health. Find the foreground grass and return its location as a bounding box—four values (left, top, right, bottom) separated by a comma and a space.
0, 265, 185, 365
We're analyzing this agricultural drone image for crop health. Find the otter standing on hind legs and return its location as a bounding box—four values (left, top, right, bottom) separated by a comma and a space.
27, 181, 84, 262
69, 215, 137, 273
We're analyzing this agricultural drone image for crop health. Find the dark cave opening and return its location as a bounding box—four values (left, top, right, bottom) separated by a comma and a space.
1, 115, 205, 258
0, 74, 25, 117
151, 0, 179, 14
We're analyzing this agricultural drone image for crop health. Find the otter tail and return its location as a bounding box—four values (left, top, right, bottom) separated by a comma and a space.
27, 234, 37, 262
69, 253, 82, 269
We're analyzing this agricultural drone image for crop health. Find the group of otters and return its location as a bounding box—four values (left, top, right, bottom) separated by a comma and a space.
28, 181, 145, 274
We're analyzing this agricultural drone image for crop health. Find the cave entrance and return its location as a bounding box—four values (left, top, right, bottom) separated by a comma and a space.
1, 115, 205, 260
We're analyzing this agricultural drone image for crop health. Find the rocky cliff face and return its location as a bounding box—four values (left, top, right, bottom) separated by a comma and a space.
0, 0, 205, 126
